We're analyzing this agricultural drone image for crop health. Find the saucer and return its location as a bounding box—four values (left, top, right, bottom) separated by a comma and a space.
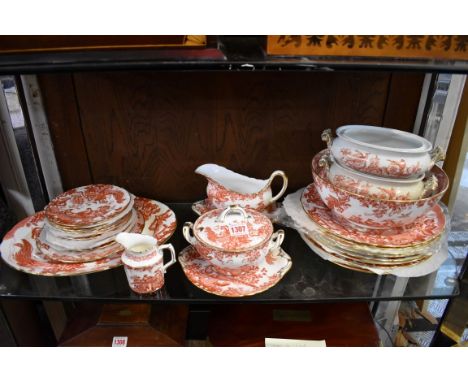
300, 183, 445, 248
0, 197, 177, 276
178, 245, 292, 297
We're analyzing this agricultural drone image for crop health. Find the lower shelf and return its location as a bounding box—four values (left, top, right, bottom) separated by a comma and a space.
0, 203, 461, 303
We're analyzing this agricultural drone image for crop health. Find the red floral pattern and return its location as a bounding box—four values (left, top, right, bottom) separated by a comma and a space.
207, 181, 269, 211
45, 184, 131, 226
338, 148, 422, 178
301, 183, 445, 247
0, 197, 177, 276
126, 270, 164, 294
36, 212, 145, 263
332, 174, 412, 200
178, 245, 291, 297
195, 208, 272, 251
312, 150, 448, 229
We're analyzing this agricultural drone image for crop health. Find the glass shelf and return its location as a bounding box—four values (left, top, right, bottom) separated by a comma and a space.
0, 204, 460, 303
0, 36, 468, 74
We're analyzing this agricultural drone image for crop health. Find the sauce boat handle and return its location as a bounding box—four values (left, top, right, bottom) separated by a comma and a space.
269, 170, 288, 203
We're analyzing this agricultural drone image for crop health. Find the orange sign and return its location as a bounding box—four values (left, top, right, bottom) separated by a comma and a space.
267, 36, 468, 60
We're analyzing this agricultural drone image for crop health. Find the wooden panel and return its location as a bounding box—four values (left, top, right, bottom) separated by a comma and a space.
0, 36, 206, 53
67, 71, 392, 201
383, 73, 425, 131
38, 74, 93, 189
59, 303, 188, 346
208, 303, 380, 347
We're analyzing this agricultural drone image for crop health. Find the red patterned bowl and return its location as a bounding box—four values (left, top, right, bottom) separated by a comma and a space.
311, 150, 449, 229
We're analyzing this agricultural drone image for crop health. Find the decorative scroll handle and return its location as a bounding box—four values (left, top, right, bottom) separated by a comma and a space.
430, 146, 445, 165
421, 174, 438, 198
321, 129, 334, 149
268, 229, 285, 252
269, 170, 289, 203
318, 152, 333, 173
182, 222, 196, 245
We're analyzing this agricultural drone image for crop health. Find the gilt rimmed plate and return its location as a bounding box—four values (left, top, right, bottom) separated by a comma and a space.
178, 245, 291, 297
36, 210, 144, 263
301, 183, 445, 248
45, 184, 132, 227
0, 197, 176, 276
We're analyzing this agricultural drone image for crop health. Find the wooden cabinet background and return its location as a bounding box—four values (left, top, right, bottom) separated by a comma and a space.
38, 71, 424, 201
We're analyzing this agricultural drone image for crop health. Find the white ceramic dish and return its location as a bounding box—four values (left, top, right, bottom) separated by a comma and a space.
183, 205, 284, 276
322, 126, 445, 179
195, 163, 288, 210
327, 156, 437, 200
178, 245, 292, 297
311, 150, 448, 229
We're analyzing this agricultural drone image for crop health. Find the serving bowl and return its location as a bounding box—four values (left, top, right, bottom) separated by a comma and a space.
311, 150, 449, 229
327, 155, 437, 200
322, 125, 445, 179
183, 205, 284, 275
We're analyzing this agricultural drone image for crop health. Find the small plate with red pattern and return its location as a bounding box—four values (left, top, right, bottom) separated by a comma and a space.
0, 197, 177, 276
45, 184, 133, 228
178, 245, 292, 297
301, 183, 445, 248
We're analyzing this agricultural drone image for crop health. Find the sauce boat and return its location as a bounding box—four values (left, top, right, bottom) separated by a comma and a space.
195, 164, 288, 210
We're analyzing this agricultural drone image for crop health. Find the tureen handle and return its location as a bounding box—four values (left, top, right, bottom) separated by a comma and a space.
421, 174, 438, 198
430, 146, 445, 166
268, 230, 285, 252
159, 243, 177, 273
269, 170, 289, 203
318, 152, 332, 172
182, 222, 197, 245
321, 129, 334, 149
219, 205, 248, 223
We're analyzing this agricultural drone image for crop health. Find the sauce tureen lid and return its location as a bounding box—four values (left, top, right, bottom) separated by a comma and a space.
193, 206, 273, 251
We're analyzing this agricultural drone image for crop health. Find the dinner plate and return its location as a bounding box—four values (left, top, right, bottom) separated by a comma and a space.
0, 197, 176, 276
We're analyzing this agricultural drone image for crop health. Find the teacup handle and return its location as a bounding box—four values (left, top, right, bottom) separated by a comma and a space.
159, 243, 176, 273
182, 222, 197, 245
321, 129, 334, 149
219, 205, 248, 222
269, 170, 288, 203
268, 229, 285, 252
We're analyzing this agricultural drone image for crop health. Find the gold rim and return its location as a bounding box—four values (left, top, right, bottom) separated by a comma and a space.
300, 187, 445, 248
312, 150, 449, 204
179, 246, 292, 298
305, 234, 431, 271
306, 233, 431, 265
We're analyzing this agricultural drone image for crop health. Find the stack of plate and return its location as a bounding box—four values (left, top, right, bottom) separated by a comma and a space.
0, 184, 177, 276
37, 184, 140, 263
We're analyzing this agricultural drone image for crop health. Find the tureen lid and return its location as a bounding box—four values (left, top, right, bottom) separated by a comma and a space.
193, 206, 273, 251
